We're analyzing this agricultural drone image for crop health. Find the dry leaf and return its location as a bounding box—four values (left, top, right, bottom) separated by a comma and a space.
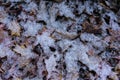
0, 24, 5, 43
87, 49, 94, 56
82, 21, 102, 35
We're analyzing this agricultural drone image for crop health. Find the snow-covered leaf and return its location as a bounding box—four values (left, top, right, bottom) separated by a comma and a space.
8, 20, 21, 36
13, 45, 35, 58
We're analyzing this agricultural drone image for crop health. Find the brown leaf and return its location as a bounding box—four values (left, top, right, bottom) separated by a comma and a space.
82, 21, 102, 35
107, 28, 120, 42
87, 49, 94, 56
0, 24, 5, 43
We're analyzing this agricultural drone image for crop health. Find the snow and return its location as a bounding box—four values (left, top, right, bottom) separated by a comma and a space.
35, 30, 55, 55
22, 20, 42, 37
58, 2, 74, 18
0, 0, 119, 80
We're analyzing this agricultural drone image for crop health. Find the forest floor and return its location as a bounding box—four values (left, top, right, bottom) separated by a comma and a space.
0, 0, 120, 80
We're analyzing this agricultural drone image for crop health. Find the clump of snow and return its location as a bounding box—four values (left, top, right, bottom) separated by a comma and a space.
80, 33, 107, 52
0, 37, 15, 58
80, 33, 100, 42
64, 41, 88, 79
35, 30, 55, 55
45, 54, 57, 79
0, 10, 10, 24
58, 2, 74, 18
85, 1, 94, 15
24, 1, 37, 12
37, 1, 49, 22
7, 0, 22, 2
64, 40, 113, 80
0, 43, 14, 58
21, 20, 42, 37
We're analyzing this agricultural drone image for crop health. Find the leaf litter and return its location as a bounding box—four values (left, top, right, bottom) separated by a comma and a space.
0, 0, 120, 80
